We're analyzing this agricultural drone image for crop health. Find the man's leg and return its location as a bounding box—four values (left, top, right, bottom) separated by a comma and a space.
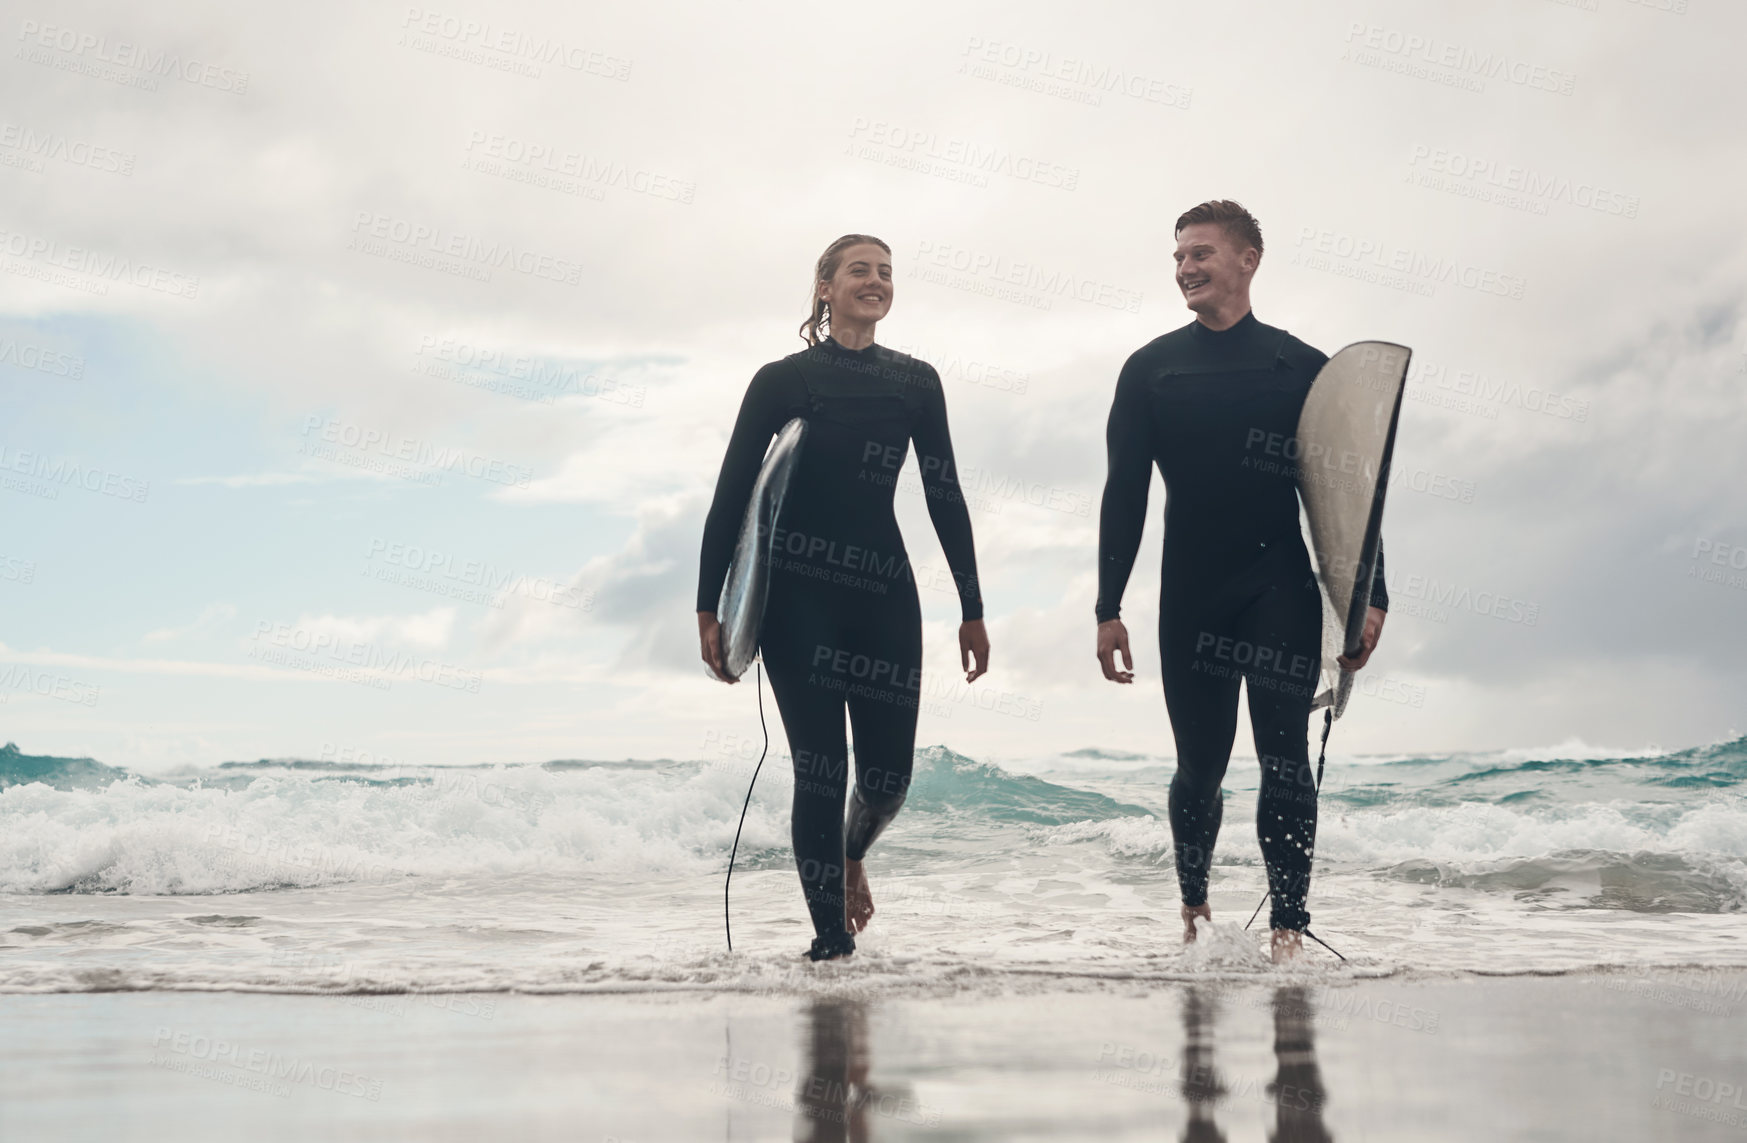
1161, 609, 1244, 939
1235, 576, 1324, 943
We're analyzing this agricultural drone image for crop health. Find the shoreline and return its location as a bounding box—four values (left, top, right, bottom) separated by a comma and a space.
2, 970, 1744, 1140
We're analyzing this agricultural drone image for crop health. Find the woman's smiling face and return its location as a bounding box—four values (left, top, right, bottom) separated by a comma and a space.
820, 242, 894, 330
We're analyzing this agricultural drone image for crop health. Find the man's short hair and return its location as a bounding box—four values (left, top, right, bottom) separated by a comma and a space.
1175, 200, 1264, 256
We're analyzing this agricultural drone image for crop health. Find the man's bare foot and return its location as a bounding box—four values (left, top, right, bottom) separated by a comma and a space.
845, 860, 874, 933
1182, 903, 1212, 944
1270, 929, 1303, 964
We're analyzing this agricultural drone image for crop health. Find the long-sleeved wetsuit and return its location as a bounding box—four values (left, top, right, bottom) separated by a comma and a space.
700, 337, 983, 945
1096, 312, 1388, 932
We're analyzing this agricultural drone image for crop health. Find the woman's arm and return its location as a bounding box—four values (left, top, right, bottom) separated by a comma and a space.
911, 367, 983, 623
696, 363, 790, 615
912, 367, 989, 681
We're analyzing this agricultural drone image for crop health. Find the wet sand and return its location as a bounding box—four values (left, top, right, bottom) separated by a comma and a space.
1, 971, 1744, 1141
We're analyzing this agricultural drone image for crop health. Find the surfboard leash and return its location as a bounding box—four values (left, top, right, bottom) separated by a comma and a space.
724, 660, 770, 953
1243, 707, 1345, 961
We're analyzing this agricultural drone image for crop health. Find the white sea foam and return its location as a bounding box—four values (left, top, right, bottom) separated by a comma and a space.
0, 740, 1742, 993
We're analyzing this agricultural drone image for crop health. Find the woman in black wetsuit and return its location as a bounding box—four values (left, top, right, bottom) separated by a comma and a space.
697, 234, 990, 962
1095, 201, 1388, 963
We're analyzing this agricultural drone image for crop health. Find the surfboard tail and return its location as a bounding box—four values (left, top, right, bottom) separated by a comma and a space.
717, 417, 809, 682
1296, 342, 1411, 720
1310, 668, 1358, 718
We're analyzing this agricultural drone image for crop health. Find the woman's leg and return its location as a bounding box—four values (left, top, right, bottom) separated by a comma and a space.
841, 585, 923, 861
759, 588, 853, 944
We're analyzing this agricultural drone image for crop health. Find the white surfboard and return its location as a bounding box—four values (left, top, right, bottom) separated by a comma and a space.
1297, 342, 1410, 718
716, 417, 808, 682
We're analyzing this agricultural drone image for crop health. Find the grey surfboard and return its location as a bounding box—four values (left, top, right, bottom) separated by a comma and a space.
716, 417, 808, 682
1296, 341, 1410, 718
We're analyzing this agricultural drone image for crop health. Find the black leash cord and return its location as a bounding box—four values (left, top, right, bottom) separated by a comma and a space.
1243, 707, 1345, 961
724, 660, 769, 952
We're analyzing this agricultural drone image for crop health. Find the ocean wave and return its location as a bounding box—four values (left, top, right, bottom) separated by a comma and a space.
4, 738, 1745, 902
1383, 850, 1746, 913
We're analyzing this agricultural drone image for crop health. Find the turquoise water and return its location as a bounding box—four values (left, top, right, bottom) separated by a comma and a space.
1, 736, 1743, 992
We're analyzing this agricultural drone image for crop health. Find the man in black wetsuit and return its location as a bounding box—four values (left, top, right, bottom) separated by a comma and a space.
1094, 201, 1387, 963
698, 235, 989, 962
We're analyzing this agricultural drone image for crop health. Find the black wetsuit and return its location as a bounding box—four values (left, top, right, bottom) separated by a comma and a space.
699, 337, 982, 947
1096, 312, 1388, 932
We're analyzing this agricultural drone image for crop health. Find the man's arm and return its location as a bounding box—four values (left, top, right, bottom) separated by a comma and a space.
1096, 354, 1153, 682
1096, 355, 1153, 623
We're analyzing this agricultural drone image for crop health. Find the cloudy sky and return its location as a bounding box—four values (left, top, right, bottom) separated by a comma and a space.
2, 0, 1743, 771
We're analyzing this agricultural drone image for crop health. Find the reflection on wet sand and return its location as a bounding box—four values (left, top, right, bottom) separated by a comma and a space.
785, 996, 936, 1141
1267, 987, 1332, 1143
795, 997, 870, 1142
1177, 985, 1334, 1142
1181, 987, 1229, 1143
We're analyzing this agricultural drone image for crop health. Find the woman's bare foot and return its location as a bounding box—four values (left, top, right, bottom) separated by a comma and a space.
845, 859, 874, 933
1270, 929, 1303, 964
1182, 903, 1212, 943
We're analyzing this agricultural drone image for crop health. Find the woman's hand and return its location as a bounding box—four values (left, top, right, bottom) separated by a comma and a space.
1337, 606, 1386, 671
959, 619, 989, 682
698, 611, 734, 683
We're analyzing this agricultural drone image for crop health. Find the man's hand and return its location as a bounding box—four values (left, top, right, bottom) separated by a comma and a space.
960, 619, 990, 682
1337, 606, 1386, 671
1097, 618, 1134, 683
698, 611, 734, 683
